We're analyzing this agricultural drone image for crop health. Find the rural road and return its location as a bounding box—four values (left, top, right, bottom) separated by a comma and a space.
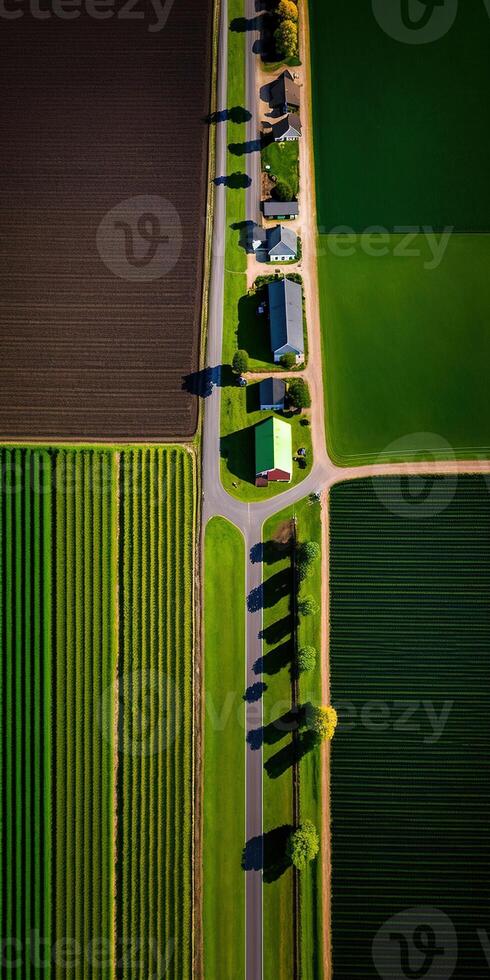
202, 3, 490, 978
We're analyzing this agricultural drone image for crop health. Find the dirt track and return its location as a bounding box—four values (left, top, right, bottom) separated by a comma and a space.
0, 1, 212, 440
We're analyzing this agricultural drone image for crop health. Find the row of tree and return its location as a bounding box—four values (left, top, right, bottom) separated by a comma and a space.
274, 0, 299, 60
289, 534, 337, 870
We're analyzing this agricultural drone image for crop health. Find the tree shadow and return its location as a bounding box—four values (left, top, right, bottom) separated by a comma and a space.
242, 825, 293, 882
230, 14, 263, 31
243, 681, 267, 703
247, 707, 301, 750
182, 364, 235, 397
247, 583, 264, 613
228, 137, 264, 156
205, 106, 252, 124
265, 730, 317, 779
263, 568, 292, 609
214, 172, 252, 189
254, 639, 293, 676
259, 615, 291, 645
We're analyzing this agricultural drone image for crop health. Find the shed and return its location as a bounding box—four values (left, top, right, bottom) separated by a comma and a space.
268, 278, 304, 363
271, 113, 302, 142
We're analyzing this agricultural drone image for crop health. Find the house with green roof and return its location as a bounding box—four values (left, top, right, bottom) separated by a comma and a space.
255, 416, 292, 486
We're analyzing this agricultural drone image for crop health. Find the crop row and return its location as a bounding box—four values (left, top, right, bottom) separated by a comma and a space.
116, 447, 195, 980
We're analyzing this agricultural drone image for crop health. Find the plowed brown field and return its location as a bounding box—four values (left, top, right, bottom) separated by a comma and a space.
0, 0, 212, 440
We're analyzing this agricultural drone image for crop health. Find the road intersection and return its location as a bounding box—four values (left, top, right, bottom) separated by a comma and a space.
202, 3, 490, 977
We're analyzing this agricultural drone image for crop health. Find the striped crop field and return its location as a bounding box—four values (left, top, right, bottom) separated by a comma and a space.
116, 448, 195, 979
0, 445, 196, 978
329, 476, 490, 979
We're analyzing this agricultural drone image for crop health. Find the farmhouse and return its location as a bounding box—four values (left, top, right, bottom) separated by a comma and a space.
255, 416, 292, 485
259, 377, 286, 411
263, 200, 299, 220
267, 225, 297, 262
268, 278, 304, 363
271, 113, 302, 142
269, 70, 301, 114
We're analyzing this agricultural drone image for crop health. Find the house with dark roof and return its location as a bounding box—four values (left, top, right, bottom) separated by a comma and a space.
271, 113, 302, 142
269, 70, 301, 114
255, 417, 292, 485
259, 377, 286, 411
263, 200, 299, 220
267, 225, 297, 262
268, 278, 304, 364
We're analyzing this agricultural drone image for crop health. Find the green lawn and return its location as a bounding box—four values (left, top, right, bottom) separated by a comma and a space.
220, 381, 312, 501
221, 0, 247, 367
204, 517, 246, 980
261, 140, 299, 199
262, 496, 324, 979
329, 476, 490, 978
318, 233, 490, 465
309, 0, 490, 230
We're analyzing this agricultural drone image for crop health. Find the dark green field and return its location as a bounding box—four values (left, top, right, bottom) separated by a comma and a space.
309, 0, 490, 230
329, 476, 490, 978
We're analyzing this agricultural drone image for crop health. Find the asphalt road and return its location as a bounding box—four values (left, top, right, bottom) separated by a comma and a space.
201, 6, 490, 978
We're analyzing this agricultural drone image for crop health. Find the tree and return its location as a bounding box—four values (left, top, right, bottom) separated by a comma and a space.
274, 179, 293, 202
297, 646, 316, 673
277, 0, 298, 21
297, 540, 320, 581
287, 821, 319, 871
298, 541, 320, 564
280, 352, 297, 370
307, 705, 338, 742
274, 18, 298, 58
288, 378, 311, 410
232, 349, 249, 375
297, 595, 319, 616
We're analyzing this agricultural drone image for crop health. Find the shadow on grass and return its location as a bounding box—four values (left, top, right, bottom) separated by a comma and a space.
246, 383, 261, 413
247, 707, 302, 750
205, 106, 251, 124
229, 137, 264, 156
242, 825, 293, 882
220, 425, 255, 485
254, 639, 293, 676
265, 730, 317, 779
249, 532, 292, 566
248, 568, 291, 613
259, 615, 291, 645
230, 14, 263, 31
237, 290, 272, 364
230, 218, 255, 253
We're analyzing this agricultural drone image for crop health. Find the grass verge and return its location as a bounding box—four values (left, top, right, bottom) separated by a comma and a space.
203, 517, 246, 980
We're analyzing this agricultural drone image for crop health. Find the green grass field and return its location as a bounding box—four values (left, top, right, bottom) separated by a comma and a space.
0, 446, 195, 977
329, 476, 490, 978
220, 382, 312, 500
309, 0, 490, 230
318, 234, 490, 465
204, 517, 246, 980
261, 140, 299, 199
262, 496, 323, 979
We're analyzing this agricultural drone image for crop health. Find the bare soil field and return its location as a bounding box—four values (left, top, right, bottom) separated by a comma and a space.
0, 0, 212, 440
